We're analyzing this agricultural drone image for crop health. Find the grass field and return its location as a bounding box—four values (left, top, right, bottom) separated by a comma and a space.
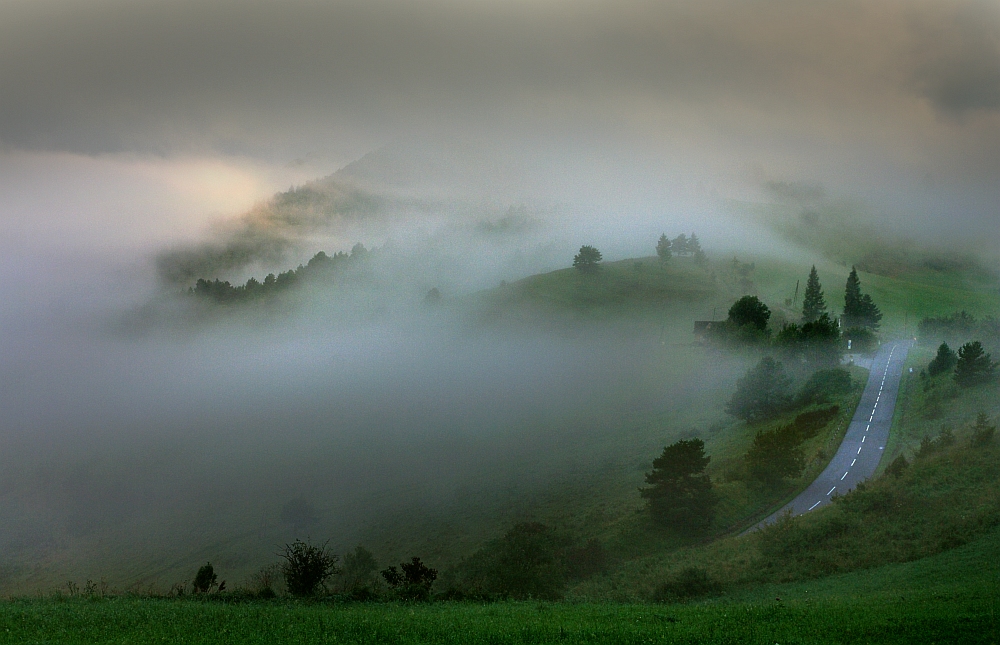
2, 524, 997, 644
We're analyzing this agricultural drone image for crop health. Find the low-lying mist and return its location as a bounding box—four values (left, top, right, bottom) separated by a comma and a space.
0, 145, 755, 592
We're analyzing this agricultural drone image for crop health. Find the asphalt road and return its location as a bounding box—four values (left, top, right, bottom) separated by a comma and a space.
749, 339, 913, 531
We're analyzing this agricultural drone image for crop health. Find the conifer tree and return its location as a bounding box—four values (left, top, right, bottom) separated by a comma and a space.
656, 234, 672, 264
843, 266, 882, 330
844, 266, 861, 320
801, 265, 826, 323
640, 439, 716, 532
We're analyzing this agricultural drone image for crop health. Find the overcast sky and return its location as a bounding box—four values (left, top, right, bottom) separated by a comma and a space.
0, 0, 998, 253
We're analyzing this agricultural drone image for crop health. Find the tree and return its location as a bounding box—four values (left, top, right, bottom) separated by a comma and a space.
971, 412, 996, 446
927, 342, 958, 377
728, 295, 771, 331
672, 234, 689, 255
746, 425, 804, 486
337, 546, 379, 593
954, 341, 996, 387
640, 439, 716, 532
192, 562, 218, 593
450, 523, 569, 600
381, 557, 438, 600
801, 265, 827, 323
843, 267, 882, 330
279, 539, 340, 597
656, 234, 672, 264
573, 245, 602, 273
725, 357, 792, 422
688, 233, 702, 256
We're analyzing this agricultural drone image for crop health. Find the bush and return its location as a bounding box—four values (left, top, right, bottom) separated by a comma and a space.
192, 562, 218, 594
565, 539, 608, 581
797, 368, 852, 405
927, 342, 958, 377
885, 454, 909, 478
727, 295, 771, 331
844, 327, 877, 353
448, 523, 568, 600
335, 546, 379, 594
640, 439, 716, 533
789, 406, 840, 440
725, 357, 792, 422
279, 539, 339, 597
971, 412, 996, 447
381, 557, 438, 600
746, 424, 805, 486
652, 567, 722, 603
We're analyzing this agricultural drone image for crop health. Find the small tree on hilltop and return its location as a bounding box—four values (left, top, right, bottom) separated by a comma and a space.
640, 439, 716, 533
673, 234, 689, 255
725, 357, 792, 422
573, 245, 603, 273
954, 341, 996, 387
728, 295, 771, 331
656, 234, 672, 265
927, 342, 958, 377
801, 265, 827, 323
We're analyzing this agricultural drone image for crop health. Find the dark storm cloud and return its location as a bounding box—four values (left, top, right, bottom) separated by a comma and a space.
0, 0, 995, 156
909, 2, 1000, 115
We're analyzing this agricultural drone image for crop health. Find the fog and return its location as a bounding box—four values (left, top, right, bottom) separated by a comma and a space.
1, 0, 998, 590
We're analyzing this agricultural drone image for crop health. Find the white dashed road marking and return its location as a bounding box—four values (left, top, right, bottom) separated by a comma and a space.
809, 501, 822, 510
827, 486, 837, 496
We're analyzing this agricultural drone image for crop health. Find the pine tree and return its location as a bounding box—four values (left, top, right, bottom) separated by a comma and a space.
801, 265, 826, 323
927, 342, 958, 376
656, 234, 672, 264
688, 233, 702, 255
843, 266, 862, 324
672, 234, 689, 255
842, 267, 882, 330
640, 439, 716, 532
954, 341, 996, 387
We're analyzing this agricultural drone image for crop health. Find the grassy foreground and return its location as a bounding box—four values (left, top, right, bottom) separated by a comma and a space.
3, 526, 998, 644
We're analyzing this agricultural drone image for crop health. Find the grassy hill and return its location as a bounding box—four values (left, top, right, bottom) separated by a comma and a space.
2, 249, 998, 610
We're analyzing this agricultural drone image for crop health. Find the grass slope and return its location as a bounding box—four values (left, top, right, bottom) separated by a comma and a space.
2, 526, 998, 643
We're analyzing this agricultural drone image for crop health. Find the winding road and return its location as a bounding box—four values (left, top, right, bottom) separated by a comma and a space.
749, 339, 913, 531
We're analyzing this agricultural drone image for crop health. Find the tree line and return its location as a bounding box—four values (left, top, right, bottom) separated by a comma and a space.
188, 244, 368, 304
706, 265, 882, 362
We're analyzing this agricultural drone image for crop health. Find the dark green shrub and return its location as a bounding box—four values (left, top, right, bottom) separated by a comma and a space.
448, 523, 567, 600
279, 539, 339, 597
885, 454, 909, 478
971, 412, 996, 447
192, 562, 217, 594
927, 342, 958, 376
746, 424, 804, 486
641, 439, 716, 532
790, 405, 840, 439
797, 368, 852, 405
653, 567, 722, 603
565, 539, 608, 581
382, 557, 438, 600
725, 357, 792, 422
